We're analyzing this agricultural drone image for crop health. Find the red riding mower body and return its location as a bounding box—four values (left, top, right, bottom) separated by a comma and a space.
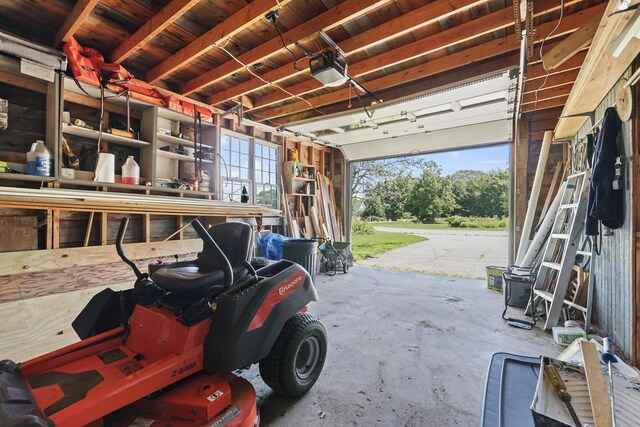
0, 219, 327, 427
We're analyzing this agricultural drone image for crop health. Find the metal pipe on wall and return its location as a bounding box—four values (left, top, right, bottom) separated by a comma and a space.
516, 130, 552, 264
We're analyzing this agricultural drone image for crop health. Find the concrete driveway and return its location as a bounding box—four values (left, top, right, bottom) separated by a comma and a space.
358, 227, 509, 278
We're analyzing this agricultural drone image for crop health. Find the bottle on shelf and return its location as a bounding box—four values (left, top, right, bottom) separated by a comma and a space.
26, 140, 52, 176
121, 155, 140, 185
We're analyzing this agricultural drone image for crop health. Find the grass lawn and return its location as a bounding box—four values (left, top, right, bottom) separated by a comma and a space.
370, 219, 507, 231
351, 230, 426, 261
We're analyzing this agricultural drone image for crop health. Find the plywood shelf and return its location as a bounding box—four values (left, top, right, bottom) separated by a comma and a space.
157, 149, 212, 163
156, 132, 213, 149
63, 124, 150, 148
157, 107, 215, 126
0, 172, 56, 182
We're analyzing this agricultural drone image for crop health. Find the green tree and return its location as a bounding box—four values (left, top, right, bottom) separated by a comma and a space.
365, 175, 415, 220
351, 157, 426, 196
448, 170, 485, 216
361, 194, 385, 219
475, 169, 509, 217
406, 161, 456, 223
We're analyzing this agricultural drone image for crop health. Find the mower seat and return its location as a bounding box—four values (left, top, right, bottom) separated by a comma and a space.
151, 222, 253, 299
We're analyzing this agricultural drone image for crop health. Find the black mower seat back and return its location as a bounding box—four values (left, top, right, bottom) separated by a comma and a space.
151, 222, 253, 299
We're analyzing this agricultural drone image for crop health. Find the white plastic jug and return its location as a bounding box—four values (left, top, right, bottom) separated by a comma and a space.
121, 155, 140, 185
26, 140, 52, 176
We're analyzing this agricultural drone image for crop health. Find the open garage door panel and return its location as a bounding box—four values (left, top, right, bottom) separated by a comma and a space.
285, 71, 515, 161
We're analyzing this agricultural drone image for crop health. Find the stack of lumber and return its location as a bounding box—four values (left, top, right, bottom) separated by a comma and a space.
280, 174, 343, 241
0, 186, 281, 216
315, 174, 343, 241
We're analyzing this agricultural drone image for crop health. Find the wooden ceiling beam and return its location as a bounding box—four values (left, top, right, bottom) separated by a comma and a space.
522, 95, 568, 113
110, 0, 200, 63
526, 49, 587, 80
206, 0, 488, 106
207, 0, 578, 106
521, 82, 573, 104
52, 0, 100, 46
146, 0, 292, 83
542, 7, 604, 71
180, 0, 390, 96
253, 1, 603, 113
524, 68, 580, 92
255, 3, 606, 120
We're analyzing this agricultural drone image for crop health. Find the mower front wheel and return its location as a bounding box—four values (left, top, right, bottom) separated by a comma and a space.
259, 312, 327, 398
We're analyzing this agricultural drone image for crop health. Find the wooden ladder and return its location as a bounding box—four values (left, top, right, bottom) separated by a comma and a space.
531, 171, 590, 330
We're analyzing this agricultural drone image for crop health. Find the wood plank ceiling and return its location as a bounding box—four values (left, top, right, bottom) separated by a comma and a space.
0, 0, 608, 132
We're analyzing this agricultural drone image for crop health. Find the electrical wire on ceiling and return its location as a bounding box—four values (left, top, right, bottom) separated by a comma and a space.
532, 0, 564, 112
211, 40, 326, 116
266, 11, 304, 71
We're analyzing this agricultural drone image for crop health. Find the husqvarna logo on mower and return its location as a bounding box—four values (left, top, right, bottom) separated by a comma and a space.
279, 276, 303, 295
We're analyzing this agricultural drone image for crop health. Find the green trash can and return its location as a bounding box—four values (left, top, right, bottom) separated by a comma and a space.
282, 238, 318, 283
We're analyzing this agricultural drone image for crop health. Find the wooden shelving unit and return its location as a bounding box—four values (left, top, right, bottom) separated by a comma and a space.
282, 161, 317, 237
63, 123, 150, 148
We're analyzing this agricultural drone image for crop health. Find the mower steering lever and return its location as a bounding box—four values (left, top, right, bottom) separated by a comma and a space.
192, 220, 234, 290
116, 217, 143, 279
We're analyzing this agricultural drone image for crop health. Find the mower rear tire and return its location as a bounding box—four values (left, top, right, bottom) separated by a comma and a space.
259, 312, 327, 398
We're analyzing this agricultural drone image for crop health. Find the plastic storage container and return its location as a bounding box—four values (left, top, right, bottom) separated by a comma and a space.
282, 238, 318, 283
486, 265, 508, 292
26, 140, 52, 176
121, 155, 140, 185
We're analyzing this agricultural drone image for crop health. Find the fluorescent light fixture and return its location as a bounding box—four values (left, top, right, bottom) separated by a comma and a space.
413, 103, 453, 116
329, 127, 345, 133
458, 91, 506, 108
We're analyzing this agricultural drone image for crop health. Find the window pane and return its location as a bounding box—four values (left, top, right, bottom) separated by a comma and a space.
255, 144, 262, 157
231, 137, 239, 151
231, 151, 239, 166
222, 135, 230, 150
240, 154, 249, 168
270, 160, 277, 173
240, 168, 248, 179
240, 139, 249, 153
270, 172, 276, 185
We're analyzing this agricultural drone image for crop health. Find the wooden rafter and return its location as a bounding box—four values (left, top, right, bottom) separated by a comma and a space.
522, 95, 568, 113
180, 0, 391, 96
524, 69, 580, 92
252, 0, 600, 114
255, 3, 606, 121
146, 0, 293, 83
521, 83, 573, 104
206, 0, 489, 105
52, 0, 100, 47
542, 7, 604, 70
526, 49, 588, 80
110, 0, 200, 63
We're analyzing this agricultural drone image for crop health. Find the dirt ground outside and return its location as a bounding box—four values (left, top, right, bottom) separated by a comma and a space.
358, 227, 509, 278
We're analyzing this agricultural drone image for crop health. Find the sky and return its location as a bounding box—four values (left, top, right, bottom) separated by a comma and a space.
415, 144, 510, 176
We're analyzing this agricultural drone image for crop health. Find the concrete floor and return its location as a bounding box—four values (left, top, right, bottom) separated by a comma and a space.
359, 228, 508, 278
245, 266, 562, 426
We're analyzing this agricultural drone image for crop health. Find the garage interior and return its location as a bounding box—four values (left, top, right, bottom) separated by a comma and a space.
1, 0, 640, 425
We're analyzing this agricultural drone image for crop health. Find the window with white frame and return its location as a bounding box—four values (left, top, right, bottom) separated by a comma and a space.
220, 133, 279, 208
255, 142, 279, 209
221, 134, 250, 202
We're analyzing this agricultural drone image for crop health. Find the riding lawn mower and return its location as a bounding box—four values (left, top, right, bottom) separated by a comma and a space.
0, 218, 327, 426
